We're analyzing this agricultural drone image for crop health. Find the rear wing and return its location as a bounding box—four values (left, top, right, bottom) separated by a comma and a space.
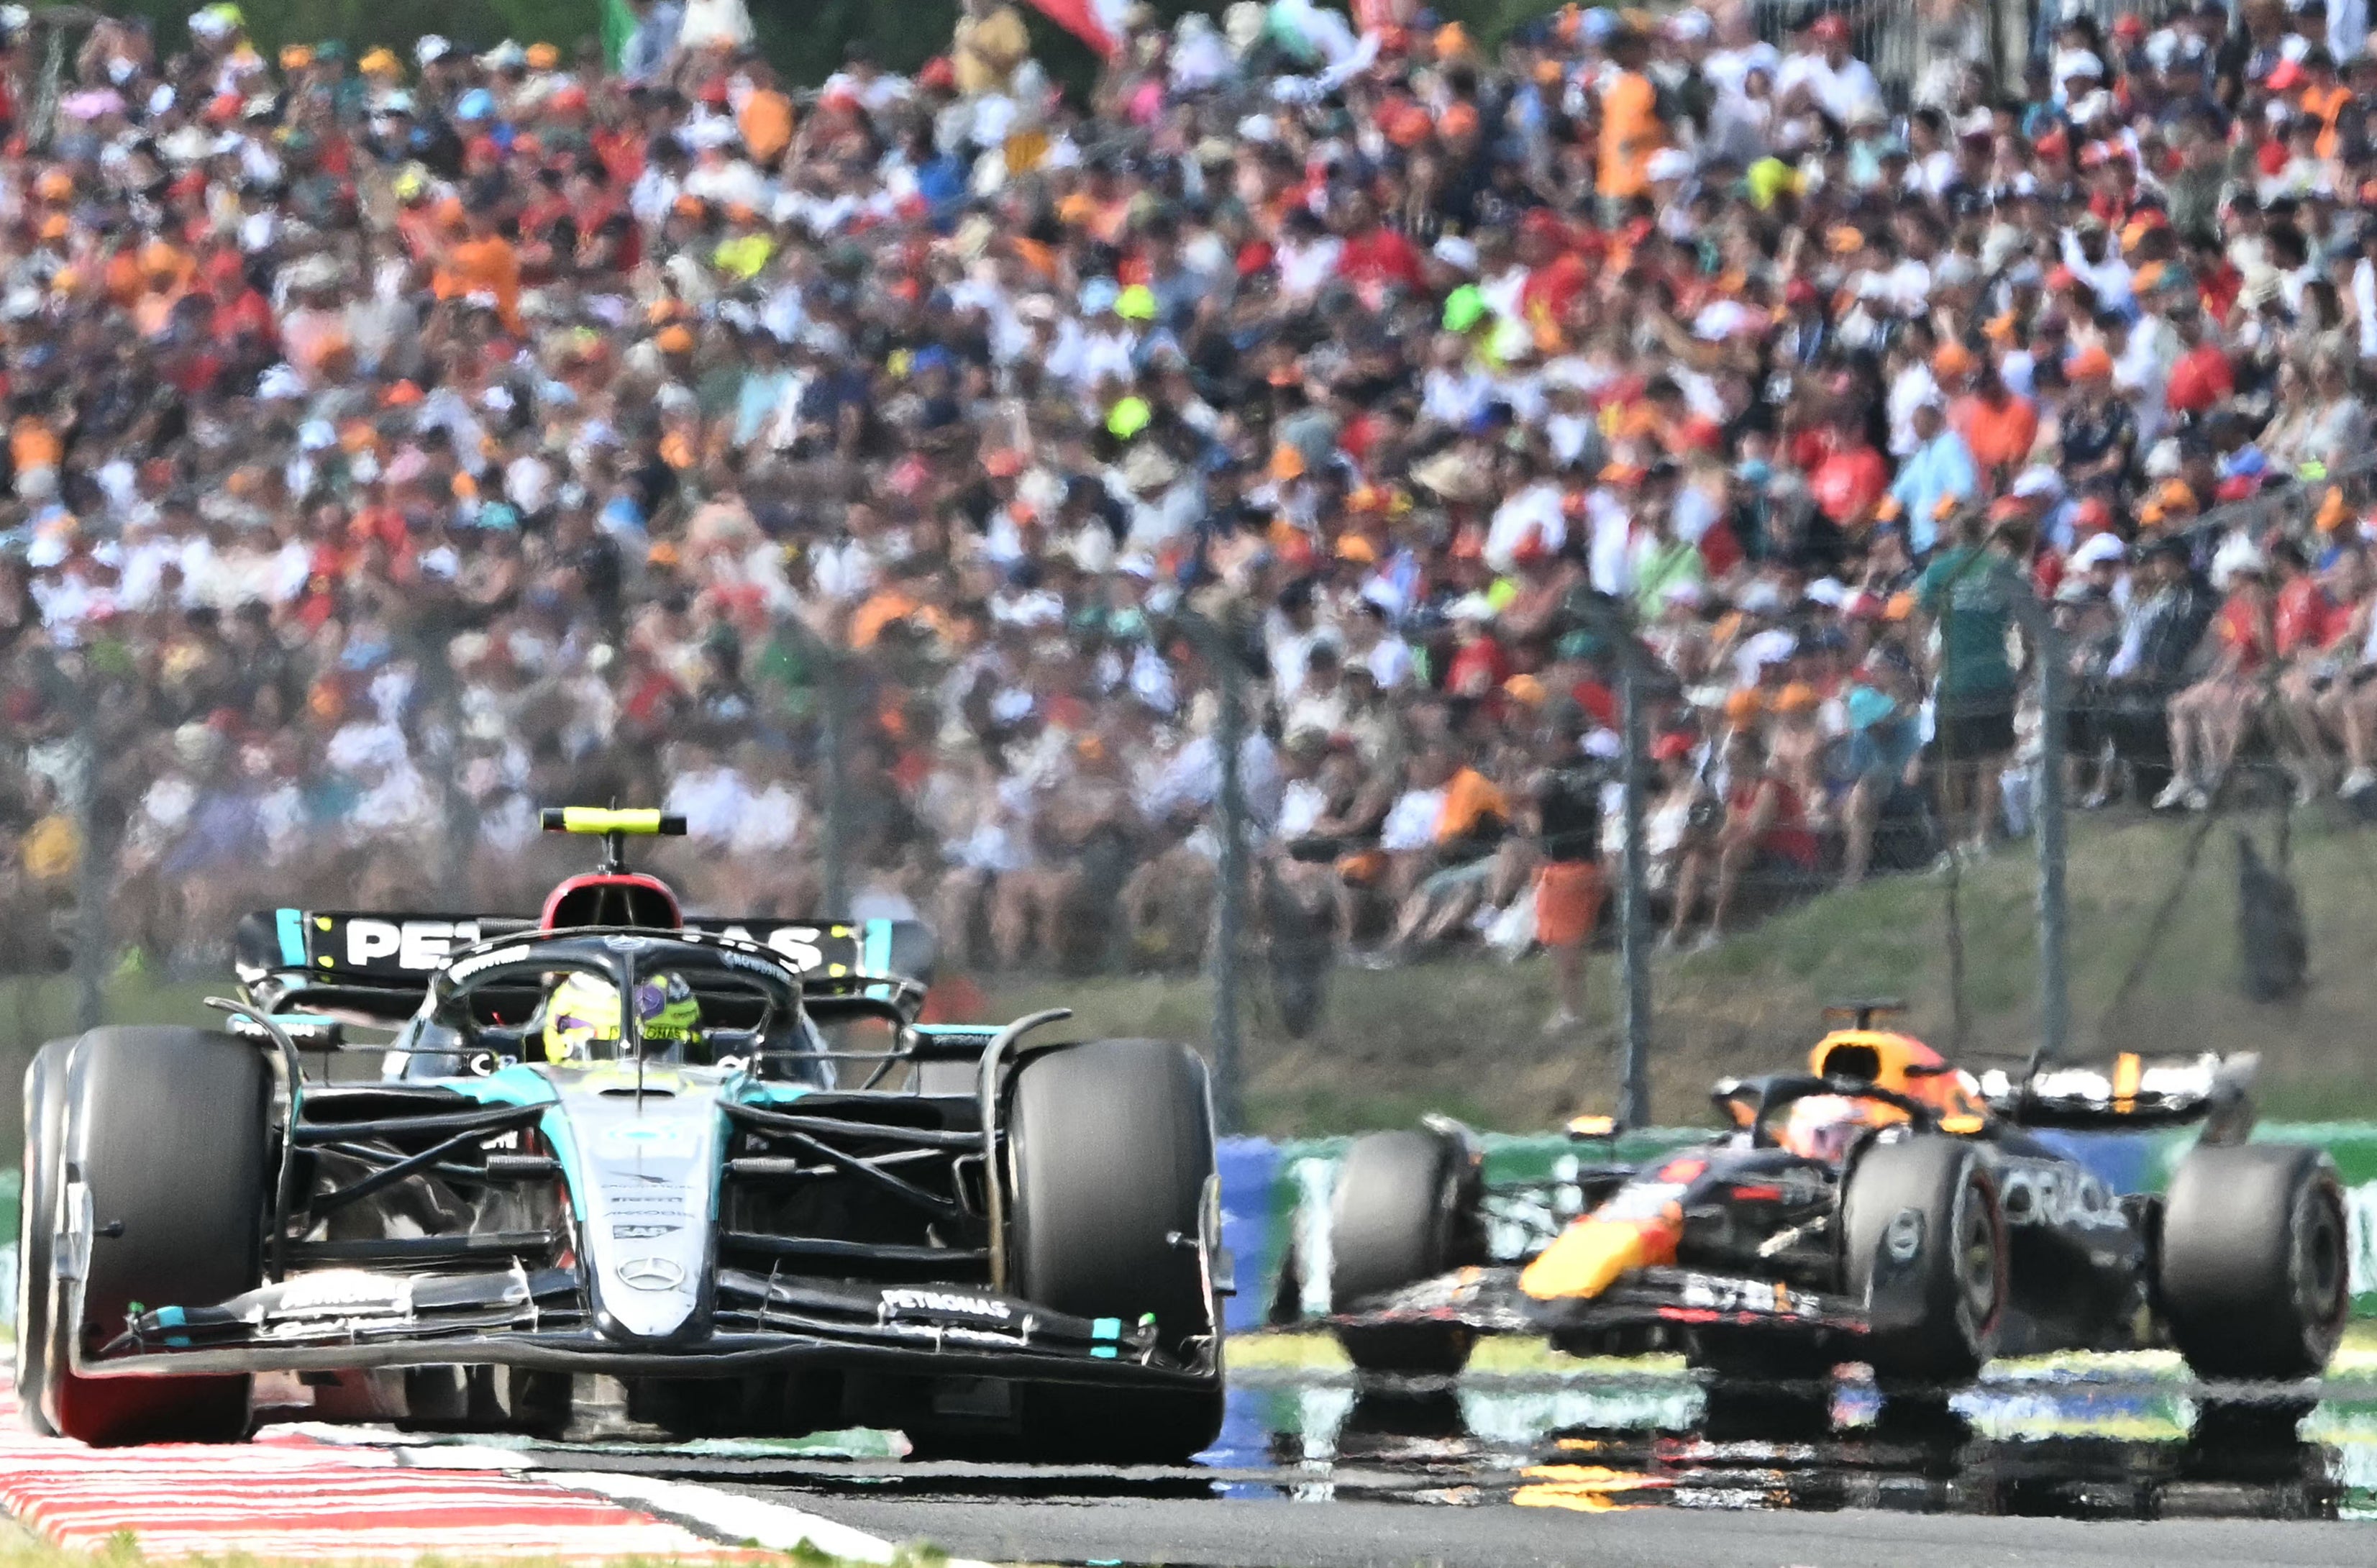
233, 909, 936, 1018
1976, 1052, 2258, 1139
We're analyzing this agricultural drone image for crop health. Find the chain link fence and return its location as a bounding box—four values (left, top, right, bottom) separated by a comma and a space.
13, 450, 2377, 1142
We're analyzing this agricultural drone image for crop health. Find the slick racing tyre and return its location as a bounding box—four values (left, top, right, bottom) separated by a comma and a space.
1328, 1129, 1478, 1377
42, 1027, 268, 1445
16, 1039, 73, 1435
1842, 1137, 2006, 1387
2159, 1142, 2348, 1381
1006, 1038, 1223, 1464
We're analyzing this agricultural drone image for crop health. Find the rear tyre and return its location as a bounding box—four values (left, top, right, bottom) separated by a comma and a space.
48, 1027, 268, 1445
1007, 1039, 1223, 1464
1841, 1138, 2004, 1387
2158, 1142, 2348, 1381
1328, 1129, 1477, 1377
16, 1039, 74, 1434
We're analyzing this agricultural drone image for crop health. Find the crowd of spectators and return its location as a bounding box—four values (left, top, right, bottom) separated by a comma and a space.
4, 0, 2377, 1031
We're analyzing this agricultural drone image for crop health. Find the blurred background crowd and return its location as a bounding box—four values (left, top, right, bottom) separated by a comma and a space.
0, 0, 2373, 1034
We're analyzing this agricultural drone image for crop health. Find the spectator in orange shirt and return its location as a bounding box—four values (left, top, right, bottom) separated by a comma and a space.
1952, 358, 2040, 486
736, 63, 795, 166
1596, 28, 1667, 219
437, 205, 523, 333
2294, 49, 2349, 160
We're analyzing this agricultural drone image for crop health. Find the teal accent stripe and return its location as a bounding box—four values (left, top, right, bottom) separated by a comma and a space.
1091, 1346, 1117, 1359
275, 907, 306, 967
155, 1304, 189, 1347
862, 919, 892, 977
1091, 1316, 1121, 1339
537, 1107, 585, 1221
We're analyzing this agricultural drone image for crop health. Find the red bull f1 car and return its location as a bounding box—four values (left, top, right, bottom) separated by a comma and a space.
17, 808, 1226, 1458
1325, 1006, 2348, 1393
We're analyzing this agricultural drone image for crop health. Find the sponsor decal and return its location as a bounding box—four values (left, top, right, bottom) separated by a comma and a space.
880, 1287, 1012, 1322
446, 944, 534, 982
611, 1223, 680, 1239
711, 924, 828, 970
1997, 1158, 2125, 1231
339, 918, 482, 971
614, 1257, 687, 1291
714, 947, 794, 979
274, 1270, 414, 1318
1885, 1208, 1925, 1261
1677, 1272, 1822, 1321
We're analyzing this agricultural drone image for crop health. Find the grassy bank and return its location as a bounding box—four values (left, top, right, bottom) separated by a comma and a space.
6, 809, 2372, 1140
985, 808, 2377, 1135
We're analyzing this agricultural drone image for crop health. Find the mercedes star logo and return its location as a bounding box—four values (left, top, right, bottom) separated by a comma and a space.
615, 1255, 686, 1291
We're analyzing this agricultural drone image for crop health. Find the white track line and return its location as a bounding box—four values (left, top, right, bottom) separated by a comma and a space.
531, 1469, 991, 1567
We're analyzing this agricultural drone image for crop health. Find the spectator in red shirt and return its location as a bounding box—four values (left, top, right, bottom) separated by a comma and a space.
2163, 312, 2234, 421
1809, 414, 1887, 527
2161, 558, 2276, 811
1336, 193, 1426, 306
2272, 539, 2352, 801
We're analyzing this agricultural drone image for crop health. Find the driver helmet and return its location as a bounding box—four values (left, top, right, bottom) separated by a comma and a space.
1775, 1093, 1907, 1164
542, 970, 703, 1063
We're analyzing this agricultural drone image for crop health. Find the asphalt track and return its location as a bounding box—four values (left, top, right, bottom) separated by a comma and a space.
712, 1490, 2368, 1568
392, 1358, 2377, 1567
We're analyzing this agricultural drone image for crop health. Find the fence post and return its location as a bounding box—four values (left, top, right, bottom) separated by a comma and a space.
2023, 598, 2071, 1071
1208, 618, 1250, 1136
418, 634, 473, 907
1616, 645, 1653, 1129
72, 661, 104, 1034
819, 641, 849, 916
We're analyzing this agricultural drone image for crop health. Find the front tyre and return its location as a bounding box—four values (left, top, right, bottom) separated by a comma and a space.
2159, 1142, 2348, 1381
1327, 1129, 1477, 1376
16, 1039, 73, 1434
1841, 1137, 2005, 1387
47, 1027, 268, 1445
1007, 1038, 1223, 1464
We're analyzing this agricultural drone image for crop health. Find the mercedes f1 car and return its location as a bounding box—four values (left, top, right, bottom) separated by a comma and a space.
1324, 1005, 2348, 1392
17, 808, 1226, 1457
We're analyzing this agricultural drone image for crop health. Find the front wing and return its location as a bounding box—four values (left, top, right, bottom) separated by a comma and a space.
79, 1266, 1214, 1390
1328, 1264, 1871, 1341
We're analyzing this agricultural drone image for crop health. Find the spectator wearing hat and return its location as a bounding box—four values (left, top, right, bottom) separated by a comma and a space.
1779, 12, 1885, 127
